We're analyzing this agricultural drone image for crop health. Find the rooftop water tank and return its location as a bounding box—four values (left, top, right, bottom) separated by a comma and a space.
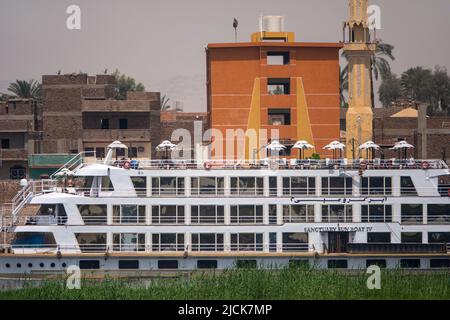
261, 16, 284, 32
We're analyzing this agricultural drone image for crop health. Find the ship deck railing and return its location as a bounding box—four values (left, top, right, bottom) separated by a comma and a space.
99, 158, 448, 171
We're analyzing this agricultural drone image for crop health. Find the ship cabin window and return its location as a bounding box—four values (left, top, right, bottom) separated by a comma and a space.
289, 260, 310, 269
269, 176, 277, 196
197, 260, 218, 269
152, 233, 184, 251
113, 233, 145, 252
361, 177, 392, 195
11, 232, 57, 249
131, 176, 147, 197
72, 176, 94, 193
282, 232, 309, 252
282, 205, 315, 223
33, 204, 67, 225
191, 233, 224, 251
118, 260, 140, 269
230, 177, 263, 195
113, 205, 145, 224
400, 176, 417, 196
79, 260, 100, 270
101, 176, 114, 191
361, 205, 392, 223
401, 204, 423, 224
236, 260, 257, 269
430, 259, 450, 268
366, 259, 387, 268
321, 177, 352, 195
401, 232, 422, 243
152, 205, 185, 224
400, 259, 420, 269
283, 177, 316, 196
191, 205, 224, 224
158, 260, 179, 269
75, 233, 107, 252
267, 78, 290, 95
267, 51, 290, 65
321, 205, 352, 223
327, 260, 348, 269
269, 204, 277, 224
230, 205, 263, 224
269, 232, 277, 252
191, 177, 224, 195
427, 204, 450, 224
428, 232, 450, 244
78, 205, 107, 225
231, 233, 263, 252
367, 232, 391, 243
152, 177, 184, 195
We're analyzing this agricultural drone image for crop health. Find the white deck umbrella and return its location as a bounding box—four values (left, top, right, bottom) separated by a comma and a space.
292, 140, 315, 159
390, 140, 414, 159
266, 140, 286, 157
156, 140, 177, 159
323, 141, 345, 159
359, 141, 380, 159
107, 140, 128, 160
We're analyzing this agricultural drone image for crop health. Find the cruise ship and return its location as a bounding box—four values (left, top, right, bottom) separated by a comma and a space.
0, 142, 449, 273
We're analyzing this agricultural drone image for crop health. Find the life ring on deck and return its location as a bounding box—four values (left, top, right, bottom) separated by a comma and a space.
123, 160, 131, 169
359, 161, 368, 170
203, 161, 212, 170
421, 161, 430, 170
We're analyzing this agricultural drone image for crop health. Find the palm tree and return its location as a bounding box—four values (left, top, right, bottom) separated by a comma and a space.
340, 65, 348, 107
161, 94, 171, 111
400, 67, 433, 102
341, 41, 395, 108
7, 79, 42, 101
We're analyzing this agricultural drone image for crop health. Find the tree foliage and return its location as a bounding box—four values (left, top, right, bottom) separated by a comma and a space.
7, 79, 42, 101
112, 69, 145, 100
379, 74, 402, 107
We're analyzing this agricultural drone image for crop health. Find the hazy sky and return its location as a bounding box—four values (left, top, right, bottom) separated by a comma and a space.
1, 0, 450, 111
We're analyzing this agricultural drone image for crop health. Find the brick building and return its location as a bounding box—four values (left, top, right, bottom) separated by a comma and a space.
206, 18, 342, 160
41, 74, 161, 159
0, 99, 42, 179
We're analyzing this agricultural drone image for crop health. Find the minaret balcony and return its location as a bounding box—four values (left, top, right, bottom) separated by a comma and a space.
343, 42, 376, 52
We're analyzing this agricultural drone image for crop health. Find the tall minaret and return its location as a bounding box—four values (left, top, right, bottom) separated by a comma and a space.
343, 0, 376, 159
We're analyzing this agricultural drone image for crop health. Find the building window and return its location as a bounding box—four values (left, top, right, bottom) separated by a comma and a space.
78, 205, 107, 225
191, 177, 224, 195
400, 176, 417, 196
230, 205, 263, 224
119, 118, 128, 129
152, 233, 184, 251
1, 139, 10, 149
361, 177, 392, 195
321, 205, 352, 222
282, 205, 315, 223
427, 204, 450, 224
131, 176, 147, 197
230, 177, 263, 195
283, 177, 316, 196
401, 232, 422, 243
10, 165, 26, 180
191, 205, 224, 224
191, 233, 224, 251
321, 177, 352, 195
361, 205, 392, 223
267, 52, 290, 65
267, 78, 290, 95
113, 233, 145, 252
231, 233, 263, 251
95, 147, 105, 158
100, 118, 109, 129
282, 232, 309, 252
113, 205, 146, 224
152, 205, 185, 224
152, 177, 185, 195
401, 204, 423, 224
268, 109, 291, 125
367, 232, 391, 243
128, 147, 137, 158
75, 233, 107, 252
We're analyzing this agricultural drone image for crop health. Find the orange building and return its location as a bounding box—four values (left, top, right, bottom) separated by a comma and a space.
206, 20, 342, 160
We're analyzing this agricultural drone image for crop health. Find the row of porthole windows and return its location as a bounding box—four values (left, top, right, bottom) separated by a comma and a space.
5, 262, 67, 269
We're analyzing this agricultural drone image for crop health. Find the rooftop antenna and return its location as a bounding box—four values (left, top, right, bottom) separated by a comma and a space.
233, 18, 238, 42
